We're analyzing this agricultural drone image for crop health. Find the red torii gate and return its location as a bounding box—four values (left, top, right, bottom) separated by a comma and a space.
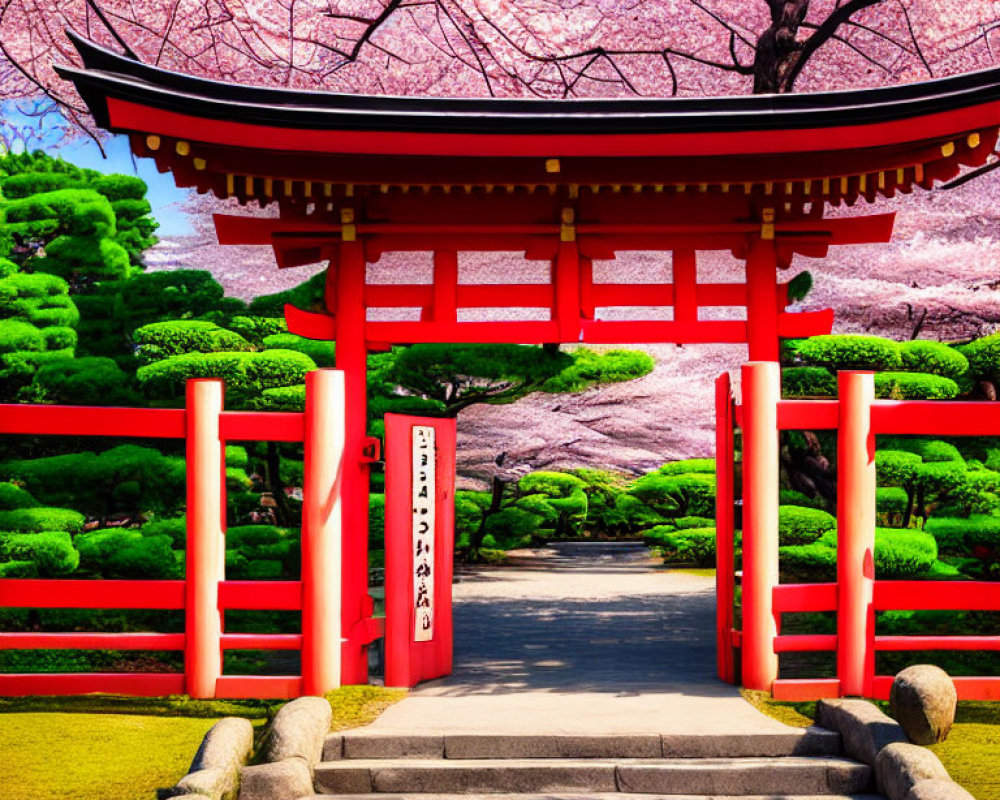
57, 29, 1000, 693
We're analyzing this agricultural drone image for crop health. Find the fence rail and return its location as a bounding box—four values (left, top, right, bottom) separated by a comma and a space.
0, 371, 349, 699
719, 366, 1000, 702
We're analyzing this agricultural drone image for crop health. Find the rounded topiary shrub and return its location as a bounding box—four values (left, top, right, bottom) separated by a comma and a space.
874, 528, 936, 579
657, 459, 716, 476
75, 529, 179, 578
133, 320, 253, 364
898, 340, 969, 381
779, 489, 827, 510
647, 525, 716, 567
876, 450, 923, 486
0, 530, 79, 576
780, 538, 837, 582
261, 333, 336, 368
629, 472, 716, 519
779, 506, 837, 546
0, 507, 85, 534
782, 366, 836, 398
797, 335, 902, 371
958, 333, 1000, 384
0, 482, 40, 511
876, 486, 909, 514
924, 515, 1000, 554
874, 372, 959, 400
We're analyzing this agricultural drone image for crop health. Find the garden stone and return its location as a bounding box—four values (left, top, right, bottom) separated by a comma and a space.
159, 717, 253, 800
890, 665, 957, 745
238, 759, 313, 800
815, 697, 907, 765
876, 741, 950, 800
259, 696, 332, 768
906, 778, 977, 800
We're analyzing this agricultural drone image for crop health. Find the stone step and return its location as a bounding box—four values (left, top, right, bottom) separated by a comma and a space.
307, 794, 884, 800
324, 729, 842, 761
313, 756, 871, 796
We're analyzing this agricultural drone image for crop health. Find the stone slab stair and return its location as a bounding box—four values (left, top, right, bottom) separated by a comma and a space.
308, 729, 884, 799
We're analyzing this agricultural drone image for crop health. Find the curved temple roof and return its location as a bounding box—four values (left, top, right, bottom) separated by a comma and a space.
57, 29, 1000, 204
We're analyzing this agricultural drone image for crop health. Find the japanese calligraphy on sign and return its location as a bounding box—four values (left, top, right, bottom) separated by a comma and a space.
411, 425, 436, 642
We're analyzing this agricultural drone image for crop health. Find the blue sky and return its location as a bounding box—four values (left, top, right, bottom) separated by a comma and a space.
4, 102, 193, 236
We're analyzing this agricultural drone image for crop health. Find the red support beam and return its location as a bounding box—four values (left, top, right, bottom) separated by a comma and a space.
0, 632, 185, 650
745, 237, 780, 362
0, 579, 185, 609
0, 404, 185, 438
335, 240, 372, 685
715, 372, 736, 684
554, 240, 582, 342
0, 673, 186, 697
673, 250, 697, 324
432, 252, 458, 322
218, 581, 303, 611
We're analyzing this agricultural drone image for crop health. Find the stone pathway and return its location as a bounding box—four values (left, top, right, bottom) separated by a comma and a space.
367, 546, 797, 736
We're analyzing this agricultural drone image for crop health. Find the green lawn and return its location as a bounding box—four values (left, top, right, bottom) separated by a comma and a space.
0, 687, 405, 800
742, 690, 1000, 800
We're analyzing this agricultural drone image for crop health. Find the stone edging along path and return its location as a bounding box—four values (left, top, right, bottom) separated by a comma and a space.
816, 698, 974, 800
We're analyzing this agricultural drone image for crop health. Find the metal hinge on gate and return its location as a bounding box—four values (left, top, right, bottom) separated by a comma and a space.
361, 436, 381, 463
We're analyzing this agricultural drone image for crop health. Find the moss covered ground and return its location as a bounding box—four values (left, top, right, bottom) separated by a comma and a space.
0, 687, 405, 800
742, 690, 1000, 800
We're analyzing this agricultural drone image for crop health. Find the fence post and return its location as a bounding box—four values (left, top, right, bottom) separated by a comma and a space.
837, 371, 876, 696
715, 372, 736, 684
741, 361, 781, 691
302, 369, 345, 695
185, 379, 224, 699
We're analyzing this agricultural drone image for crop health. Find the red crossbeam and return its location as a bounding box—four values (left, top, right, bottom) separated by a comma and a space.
0, 673, 185, 697
0, 632, 185, 650
0, 580, 185, 609
0, 405, 185, 438
772, 583, 837, 613
875, 581, 1000, 611
218, 581, 303, 611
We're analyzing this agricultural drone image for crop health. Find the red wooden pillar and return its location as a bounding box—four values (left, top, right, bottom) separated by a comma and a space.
554, 240, 581, 342
301, 369, 345, 694
745, 236, 780, 362
837, 371, 876, 696
185, 379, 224, 699
715, 371, 736, 684
741, 361, 780, 691
335, 240, 371, 685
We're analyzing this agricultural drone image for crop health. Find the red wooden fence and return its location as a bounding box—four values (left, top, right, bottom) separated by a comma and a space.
0, 371, 352, 699
718, 366, 1000, 701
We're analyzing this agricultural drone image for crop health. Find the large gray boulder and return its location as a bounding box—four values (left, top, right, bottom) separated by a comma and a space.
258, 696, 332, 768
906, 778, 977, 800
876, 742, 950, 800
890, 665, 957, 745
815, 697, 907, 766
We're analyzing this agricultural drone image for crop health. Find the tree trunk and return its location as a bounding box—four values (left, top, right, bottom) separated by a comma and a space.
753, 0, 809, 93
470, 476, 506, 553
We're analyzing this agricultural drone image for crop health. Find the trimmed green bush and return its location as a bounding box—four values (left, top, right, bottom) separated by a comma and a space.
876, 487, 909, 514
657, 459, 716, 476
782, 366, 836, 398
925, 515, 1000, 553
261, 333, 336, 367
779, 505, 836, 546
249, 385, 306, 411
874, 372, 959, 400
674, 515, 715, 530
482, 507, 542, 549
797, 335, 902, 371
959, 332, 1000, 384
875, 528, 937, 578
25, 356, 138, 405
140, 516, 186, 546
898, 340, 969, 381
649, 526, 716, 567
136, 349, 316, 404
517, 472, 588, 537
780, 539, 837, 582
369, 494, 385, 547
0, 531, 79, 576
779, 489, 826, 510
629, 472, 715, 519
75, 529, 179, 579
876, 450, 923, 486
0, 482, 40, 511
541, 348, 655, 392
1, 445, 186, 519
227, 316, 288, 346
0, 507, 84, 534
133, 321, 252, 364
